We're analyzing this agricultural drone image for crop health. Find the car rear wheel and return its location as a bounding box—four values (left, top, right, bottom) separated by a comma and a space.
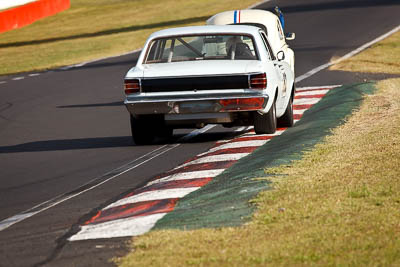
277, 94, 294, 127
158, 125, 173, 139
130, 115, 173, 145
253, 101, 277, 134
130, 115, 155, 145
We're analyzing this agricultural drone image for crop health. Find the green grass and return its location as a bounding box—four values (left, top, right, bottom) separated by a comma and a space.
0, 0, 259, 75
115, 31, 400, 266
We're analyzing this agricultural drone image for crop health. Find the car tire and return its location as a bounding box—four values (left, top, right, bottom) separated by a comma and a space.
277, 94, 294, 127
159, 126, 173, 139
130, 115, 155, 145
254, 101, 277, 134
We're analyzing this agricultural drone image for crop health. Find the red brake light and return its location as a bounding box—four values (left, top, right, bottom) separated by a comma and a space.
219, 98, 265, 111
124, 79, 140, 94
250, 73, 267, 89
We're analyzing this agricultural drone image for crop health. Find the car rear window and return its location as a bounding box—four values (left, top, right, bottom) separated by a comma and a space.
144, 34, 259, 63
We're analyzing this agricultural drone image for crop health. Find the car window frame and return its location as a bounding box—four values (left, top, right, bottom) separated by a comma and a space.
277, 20, 284, 40
259, 31, 276, 61
143, 33, 261, 64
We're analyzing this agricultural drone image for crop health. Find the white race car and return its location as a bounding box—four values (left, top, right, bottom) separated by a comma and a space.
124, 25, 295, 144
207, 9, 295, 73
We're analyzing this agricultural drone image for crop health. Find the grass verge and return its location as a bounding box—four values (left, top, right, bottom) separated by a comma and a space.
116, 79, 400, 266
0, 0, 259, 76
330, 31, 400, 74
115, 31, 400, 266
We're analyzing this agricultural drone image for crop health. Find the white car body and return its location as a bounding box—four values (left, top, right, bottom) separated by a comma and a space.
207, 9, 295, 73
124, 25, 295, 144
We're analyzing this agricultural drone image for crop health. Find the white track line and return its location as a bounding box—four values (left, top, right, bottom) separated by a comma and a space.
0, 145, 177, 231
0, 126, 216, 232
69, 213, 167, 241
105, 187, 200, 209
295, 25, 400, 83
146, 169, 225, 187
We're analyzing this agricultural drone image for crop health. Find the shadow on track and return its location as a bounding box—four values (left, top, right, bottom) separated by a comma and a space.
0, 136, 132, 153
0, 129, 246, 153
57, 101, 124, 108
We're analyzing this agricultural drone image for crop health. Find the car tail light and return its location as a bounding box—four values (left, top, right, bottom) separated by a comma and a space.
124, 79, 140, 94
219, 98, 265, 111
249, 73, 267, 89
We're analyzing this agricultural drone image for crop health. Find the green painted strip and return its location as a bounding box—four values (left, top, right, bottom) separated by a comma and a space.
153, 82, 377, 230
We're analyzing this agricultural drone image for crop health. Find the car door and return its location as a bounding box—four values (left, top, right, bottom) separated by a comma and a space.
259, 32, 284, 92
259, 31, 292, 114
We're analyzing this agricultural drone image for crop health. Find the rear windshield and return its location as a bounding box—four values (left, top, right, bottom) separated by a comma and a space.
144, 34, 258, 64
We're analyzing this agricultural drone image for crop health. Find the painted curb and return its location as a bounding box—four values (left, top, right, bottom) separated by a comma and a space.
155, 82, 377, 231
0, 0, 70, 33
69, 85, 341, 241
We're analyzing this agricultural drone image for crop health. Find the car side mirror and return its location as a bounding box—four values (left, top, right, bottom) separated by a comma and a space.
277, 51, 285, 61
285, 32, 295, 41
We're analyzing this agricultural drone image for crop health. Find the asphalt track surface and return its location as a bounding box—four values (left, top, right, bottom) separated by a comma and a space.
0, 0, 399, 266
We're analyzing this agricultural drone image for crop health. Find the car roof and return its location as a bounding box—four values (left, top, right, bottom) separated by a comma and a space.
207, 9, 278, 27
207, 9, 286, 54
147, 25, 262, 39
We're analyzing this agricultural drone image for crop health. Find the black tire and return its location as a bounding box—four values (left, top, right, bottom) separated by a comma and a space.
277, 94, 294, 127
158, 125, 173, 139
130, 115, 155, 145
254, 101, 277, 134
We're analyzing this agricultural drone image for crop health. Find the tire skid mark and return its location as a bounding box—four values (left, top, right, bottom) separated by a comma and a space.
0, 102, 13, 121
104, 188, 201, 210
0, 102, 13, 113
85, 198, 179, 225
157, 161, 237, 179
294, 104, 313, 110
146, 169, 225, 187
69, 85, 339, 241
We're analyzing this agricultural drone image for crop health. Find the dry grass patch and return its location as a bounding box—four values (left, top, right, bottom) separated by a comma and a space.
0, 0, 259, 75
330, 31, 400, 74
116, 78, 400, 266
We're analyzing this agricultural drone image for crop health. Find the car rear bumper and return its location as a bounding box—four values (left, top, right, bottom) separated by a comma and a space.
124, 92, 268, 116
